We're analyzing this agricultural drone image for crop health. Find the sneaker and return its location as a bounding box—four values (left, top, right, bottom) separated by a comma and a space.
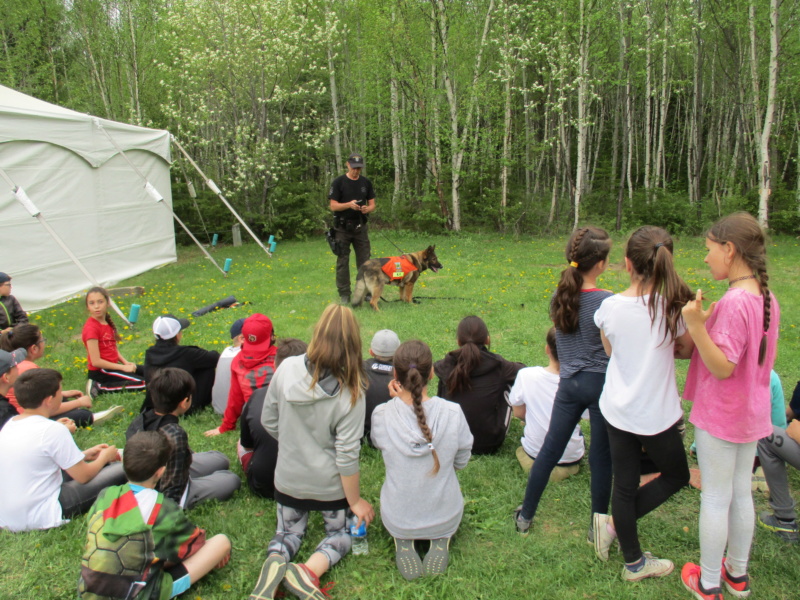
422, 537, 450, 576
721, 558, 751, 598
249, 553, 287, 600
682, 562, 724, 600
91, 405, 124, 426
514, 505, 532, 534
622, 552, 674, 582
283, 563, 329, 600
394, 538, 423, 581
86, 379, 100, 399
757, 511, 799, 543
592, 513, 616, 562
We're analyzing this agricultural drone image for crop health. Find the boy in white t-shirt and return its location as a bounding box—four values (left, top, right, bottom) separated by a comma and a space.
508, 327, 584, 482
211, 318, 245, 415
0, 368, 124, 532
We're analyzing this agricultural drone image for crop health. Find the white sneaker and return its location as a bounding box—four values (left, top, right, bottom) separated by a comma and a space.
592, 512, 616, 561
92, 405, 124, 426
622, 552, 674, 582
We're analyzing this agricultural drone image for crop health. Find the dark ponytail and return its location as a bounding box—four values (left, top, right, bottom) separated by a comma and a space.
446, 316, 489, 395
551, 227, 612, 333
394, 340, 439, 475
0, 323, 41, 352
624, 226, 693, 342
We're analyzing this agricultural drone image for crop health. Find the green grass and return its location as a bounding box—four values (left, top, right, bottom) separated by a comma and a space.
1, 231, 799, 599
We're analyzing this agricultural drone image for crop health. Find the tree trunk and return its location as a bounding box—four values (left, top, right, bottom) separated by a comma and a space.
758, 0, 779, 227
573, 0, 589, 230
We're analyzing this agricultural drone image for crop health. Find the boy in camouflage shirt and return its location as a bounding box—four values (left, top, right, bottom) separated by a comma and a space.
78, 431, 231, 600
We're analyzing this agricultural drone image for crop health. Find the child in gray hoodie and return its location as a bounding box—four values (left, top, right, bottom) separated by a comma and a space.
249, 304, 374, 600
371, 340, 473, 581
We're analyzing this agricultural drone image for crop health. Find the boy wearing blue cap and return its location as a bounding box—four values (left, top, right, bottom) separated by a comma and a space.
211, 318, 245, 415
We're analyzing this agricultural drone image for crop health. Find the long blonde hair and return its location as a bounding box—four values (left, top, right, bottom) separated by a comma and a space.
306, 304, 366, 406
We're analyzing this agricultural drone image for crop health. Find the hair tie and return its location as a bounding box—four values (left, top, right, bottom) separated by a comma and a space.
569, 261, 579, 268
409, 363, 417, 369
654, 242, 665, 249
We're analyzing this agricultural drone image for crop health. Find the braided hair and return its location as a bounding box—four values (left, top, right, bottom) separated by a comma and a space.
393, 340, 440, 475
551, 227, 612, 333
708, 212, 772, 365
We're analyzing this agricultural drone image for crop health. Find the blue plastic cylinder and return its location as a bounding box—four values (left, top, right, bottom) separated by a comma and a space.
212, 233, 219, 246
268, 235, 275, 245
128, 303, 141, 324
224, 258, 232, 273
270, 241, 277, 253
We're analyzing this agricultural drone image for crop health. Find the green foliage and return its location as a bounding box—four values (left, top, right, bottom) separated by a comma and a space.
2, 234, 799, 599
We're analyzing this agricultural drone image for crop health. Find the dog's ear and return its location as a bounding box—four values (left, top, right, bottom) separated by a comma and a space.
427, 245, 435, 253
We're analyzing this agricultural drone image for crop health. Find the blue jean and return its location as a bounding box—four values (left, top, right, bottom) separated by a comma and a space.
520, 371, 611, 521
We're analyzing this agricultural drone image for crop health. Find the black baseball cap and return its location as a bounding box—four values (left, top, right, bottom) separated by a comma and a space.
347, 153, 365, 168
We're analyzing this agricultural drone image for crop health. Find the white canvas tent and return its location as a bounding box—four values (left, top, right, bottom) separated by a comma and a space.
0, 84, 176, 311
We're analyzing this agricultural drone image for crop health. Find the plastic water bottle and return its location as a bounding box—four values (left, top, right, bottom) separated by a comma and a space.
349, 516, 369, 555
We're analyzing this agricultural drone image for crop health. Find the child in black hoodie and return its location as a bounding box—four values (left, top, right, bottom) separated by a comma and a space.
141, 314, 220, 414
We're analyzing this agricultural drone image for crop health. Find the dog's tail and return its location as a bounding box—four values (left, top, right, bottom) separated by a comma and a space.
351, 269, 367, 307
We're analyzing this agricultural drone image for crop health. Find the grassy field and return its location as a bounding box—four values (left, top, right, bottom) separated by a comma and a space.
1, 231, 799, 600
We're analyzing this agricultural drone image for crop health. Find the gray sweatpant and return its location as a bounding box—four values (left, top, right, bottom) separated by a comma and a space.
185, 450, 241, 509
757, 425, 800, 522
268, 503, 351, 567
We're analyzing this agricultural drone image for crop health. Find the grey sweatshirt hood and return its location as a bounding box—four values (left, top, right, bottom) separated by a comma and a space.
382, 396, 443, 460
282, 355, 341, 404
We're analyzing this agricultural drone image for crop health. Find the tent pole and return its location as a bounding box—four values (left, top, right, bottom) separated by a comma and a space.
0, 168, 132, 326
170, 136, 273, 257
92, 120, 228, 277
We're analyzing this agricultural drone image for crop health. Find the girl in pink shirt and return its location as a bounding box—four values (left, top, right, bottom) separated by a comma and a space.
680, 213, 780, 600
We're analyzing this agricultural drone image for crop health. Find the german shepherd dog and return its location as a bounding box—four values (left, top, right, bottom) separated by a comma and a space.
352, 246, 443, 311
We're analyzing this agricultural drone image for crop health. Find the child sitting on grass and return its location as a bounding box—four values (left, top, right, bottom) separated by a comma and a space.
239, 337, 307, 498
372, 340, 473, 580
78, 431, 231, 600
82, 286, 145, 396
0, 368, 124, 532
249, 305, 374, 600
508, 327, 584, 481
126, 367, 240, 508
0, 348, 24, 429
142, 314, 220, 414
1, 323, 123, 427
0, 272, 28, 333
211, 318, 245, 415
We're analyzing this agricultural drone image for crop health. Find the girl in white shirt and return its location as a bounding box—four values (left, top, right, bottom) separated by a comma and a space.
592, 226, 694, 582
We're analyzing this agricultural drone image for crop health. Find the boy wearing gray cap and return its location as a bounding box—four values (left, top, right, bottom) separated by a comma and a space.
364, 330, 401, 444
0, 273, 28, 333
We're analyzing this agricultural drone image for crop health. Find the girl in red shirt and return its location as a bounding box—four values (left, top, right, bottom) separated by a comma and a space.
82, 287, 145, 396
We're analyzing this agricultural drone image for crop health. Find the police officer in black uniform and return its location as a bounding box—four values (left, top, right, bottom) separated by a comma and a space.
328, 153, 376, 304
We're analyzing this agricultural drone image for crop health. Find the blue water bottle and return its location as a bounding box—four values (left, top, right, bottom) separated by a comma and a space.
349, 516, 369, 555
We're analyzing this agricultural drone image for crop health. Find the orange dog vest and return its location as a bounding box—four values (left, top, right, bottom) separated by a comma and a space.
381, 256, 418, 281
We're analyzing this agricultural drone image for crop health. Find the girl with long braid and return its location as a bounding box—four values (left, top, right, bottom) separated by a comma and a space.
371, 340, 473, 581
681, 213, 780, 600
515, 226, 614, 538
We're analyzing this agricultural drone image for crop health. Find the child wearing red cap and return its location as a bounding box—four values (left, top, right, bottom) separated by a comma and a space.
205, 314, 277, 437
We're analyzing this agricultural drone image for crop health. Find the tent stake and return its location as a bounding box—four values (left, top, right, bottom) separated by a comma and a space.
170, 136, 273, 257
0, 168, 132, 326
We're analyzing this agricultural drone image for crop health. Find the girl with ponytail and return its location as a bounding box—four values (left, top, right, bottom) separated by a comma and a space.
372, 340, 473, 581
434, 316, 525, 454
515, 226, 613, 538
680, 213, 780, 599
591, 226, 694, 581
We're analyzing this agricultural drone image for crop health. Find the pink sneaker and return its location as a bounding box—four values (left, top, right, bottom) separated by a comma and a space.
681, 563, 724, 600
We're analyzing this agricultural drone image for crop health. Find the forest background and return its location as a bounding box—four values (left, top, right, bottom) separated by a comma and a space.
2, 0, 800, 239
